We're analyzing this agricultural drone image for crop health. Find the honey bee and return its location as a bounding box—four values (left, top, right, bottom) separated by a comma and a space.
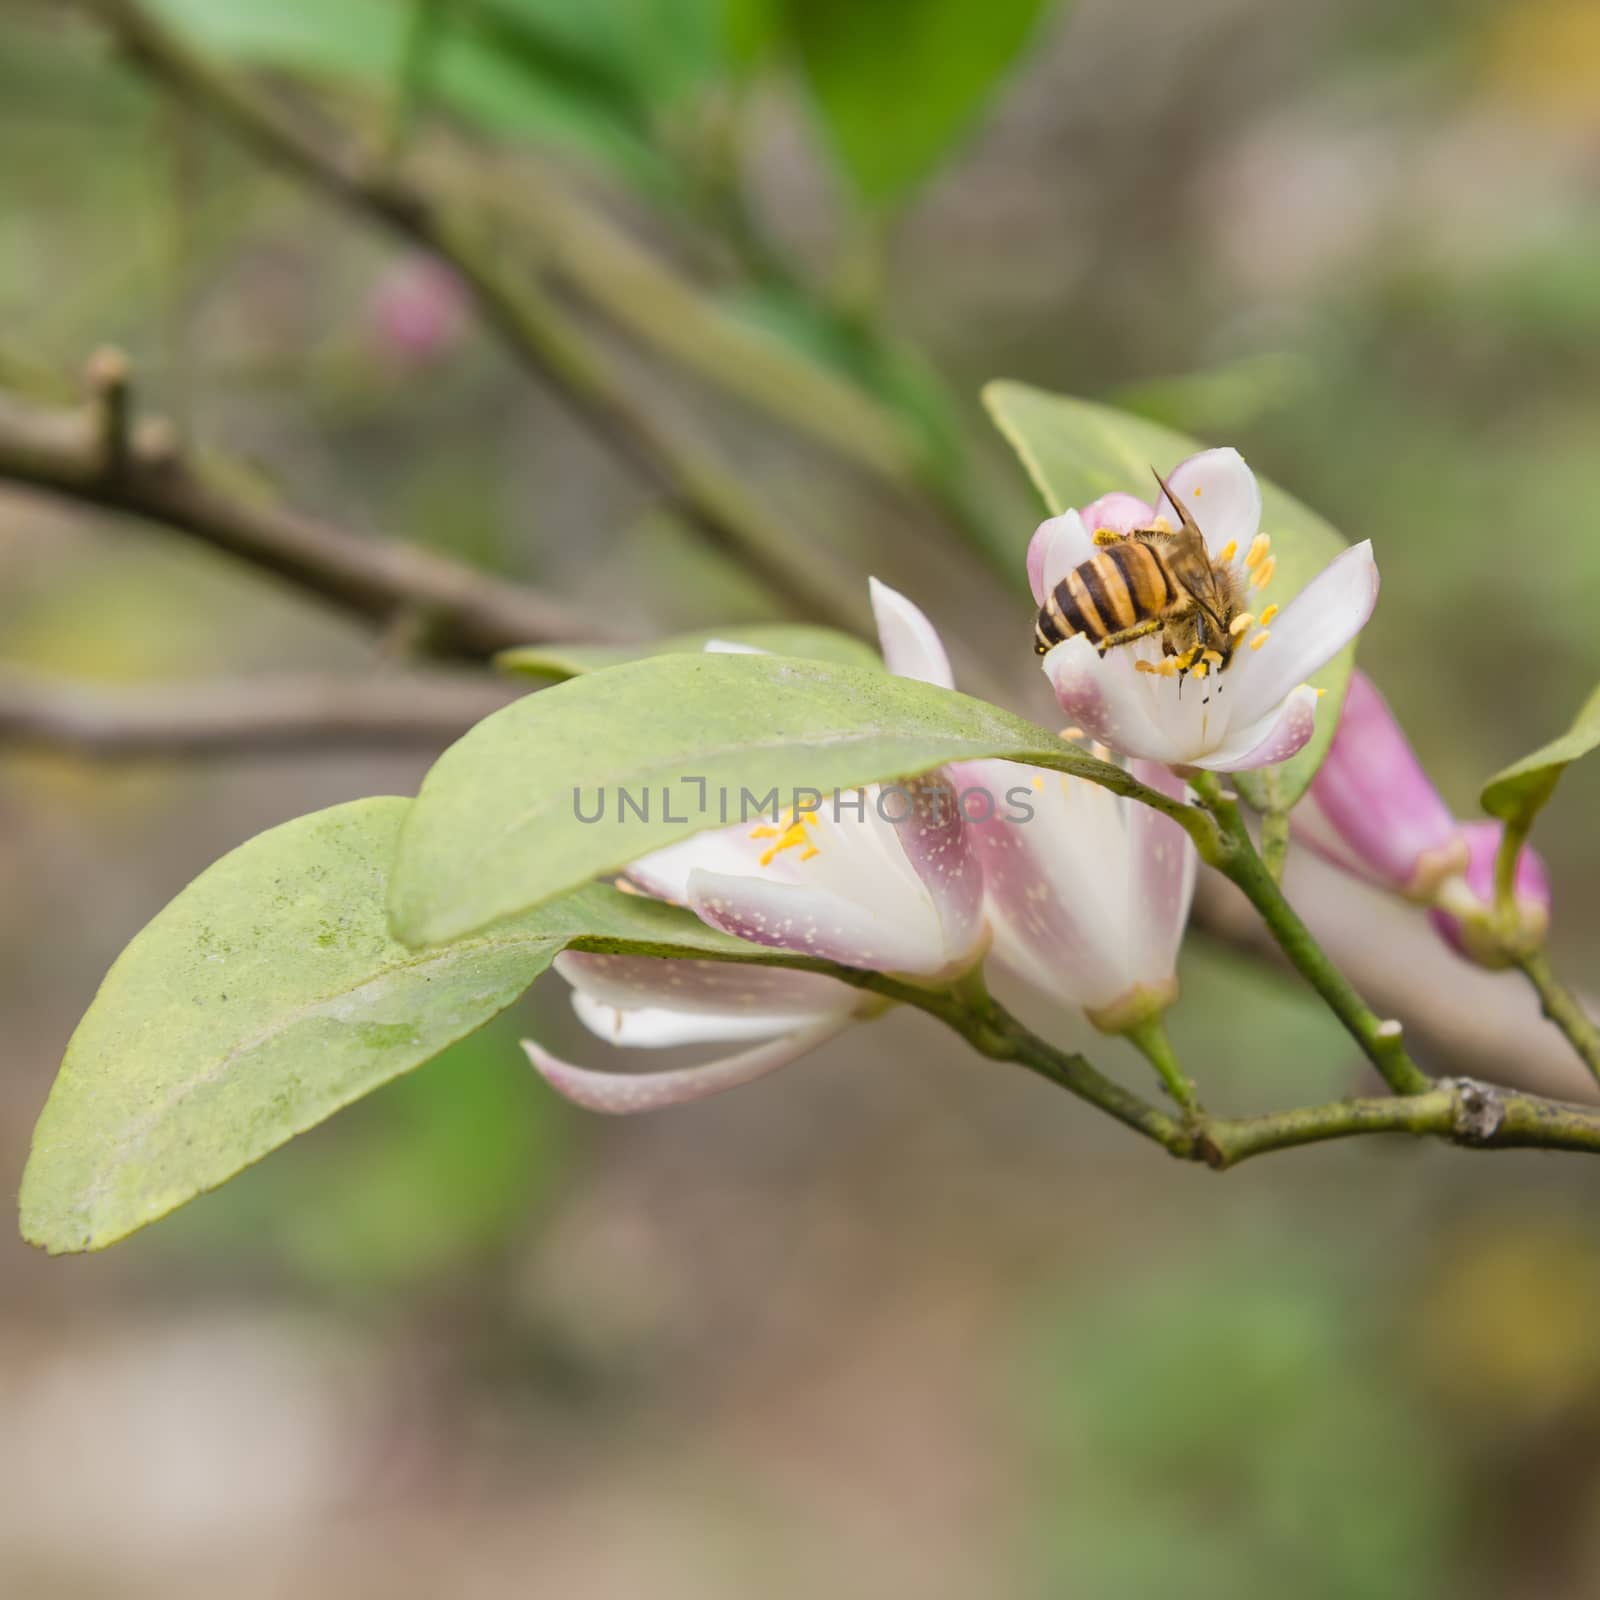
1033, 469, 1241, 680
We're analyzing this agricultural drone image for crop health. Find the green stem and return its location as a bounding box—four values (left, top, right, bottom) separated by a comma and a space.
855, 970, 1600, 1169
1259, 807, 1290, 884
1123, 1014, 1201, 1118
383, 0, 445, 161
1492, 813, 1530, 930
1190, 773, 1432, 1096
1517, 947, 1600, 1088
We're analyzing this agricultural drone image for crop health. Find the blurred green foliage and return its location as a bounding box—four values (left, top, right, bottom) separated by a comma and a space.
1018, 1244, 1462, 1598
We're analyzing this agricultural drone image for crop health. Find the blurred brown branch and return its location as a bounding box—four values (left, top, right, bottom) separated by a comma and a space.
0, 367, 606, 656
76, 0, 872, 634
0, 667, 519, 758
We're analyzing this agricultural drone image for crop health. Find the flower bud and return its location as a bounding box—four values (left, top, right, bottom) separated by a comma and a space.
1297, 671, 1468, 899
1428, 821, 1551, 968
368, 257, 468, 366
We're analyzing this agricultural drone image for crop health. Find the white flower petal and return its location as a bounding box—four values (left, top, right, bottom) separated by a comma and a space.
890, 773, 986, 967
1189, 685, 1319, 771
1042, 636, 1188, 762
702, 639, 767, 655
569, 989, 803, 1048
624, 825, 763, 904
1155, 447, 1262, 556
523, 1016, 848, 1115
965, 768, 1136, 1008
869, 577, 954, 689
1026, 509, 1096, 606
1126, 759, 1196, 980
1222, 542, 1379, 727
686, 866, 947, 974
556, 950, 854, 1024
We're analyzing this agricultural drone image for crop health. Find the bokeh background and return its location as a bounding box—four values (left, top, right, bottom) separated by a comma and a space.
5, 0, 1600, 1594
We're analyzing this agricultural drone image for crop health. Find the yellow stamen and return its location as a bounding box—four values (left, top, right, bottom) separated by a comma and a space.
1315, 686, 1327, 698
1202, 649, 1224, 666
1217, 540, 1238, 563
748, 825, 779, 839
1060, 726, 1085, 740
1249, 555, 1277, 590
1228, 611, 1254, 637
1157, 657, 1181, 678
1152, 516, 1173, 534
799, 846, 819, 861
1244, 534, 1271, 570
1092, 527, 1122, 547
1259, 603, 1279, 625
1135, 659, 1158, 675
757, 818, 816, 867
1192, 660, 1209, 679
1191, 485, 1203, 496
1250, 629, 1270, 651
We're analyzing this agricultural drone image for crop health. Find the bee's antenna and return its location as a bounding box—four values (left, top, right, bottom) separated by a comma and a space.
1151, 466, 1204, 541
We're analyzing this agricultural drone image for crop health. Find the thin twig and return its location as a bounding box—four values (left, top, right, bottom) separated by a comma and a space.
0, 668, 520, 758
1516, 948, 1600, 1089
81, 0, 871, 634
0, 378, 604, 656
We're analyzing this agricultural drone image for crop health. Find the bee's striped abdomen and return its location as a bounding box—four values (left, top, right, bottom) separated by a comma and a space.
1034, 539, 1173, 655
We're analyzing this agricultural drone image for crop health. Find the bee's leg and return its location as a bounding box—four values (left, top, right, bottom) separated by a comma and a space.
1094, 617, 1163, 655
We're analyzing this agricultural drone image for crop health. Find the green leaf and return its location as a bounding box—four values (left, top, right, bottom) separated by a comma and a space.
496, 623, 880, 681
19, 797, 780, 1255
389, 651, 1134, 946
783, 0, 1060, 204
983, 380, 1358, 809
1481, 682, 1600, 831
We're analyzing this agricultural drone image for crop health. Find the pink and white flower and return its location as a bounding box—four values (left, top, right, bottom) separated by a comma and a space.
872, 579, 1197, 1029
1294, 669, 1469, 899
1030, 448, 1379, 771
524, 618, 987, 1113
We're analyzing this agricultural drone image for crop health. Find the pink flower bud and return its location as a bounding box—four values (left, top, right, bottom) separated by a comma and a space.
1428, 821, 1551, 967
368, 257, 468, 365
1297, 670, 1467, 899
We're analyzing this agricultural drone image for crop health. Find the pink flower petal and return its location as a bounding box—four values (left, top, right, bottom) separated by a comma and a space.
1222, 542, 1379, 729
1154, 447, 1262, 557
1190, 686, 1318, 771
1300, 670, 1462, 895
869, 578, 954, 689
1042, 636, 1185, 763
1079, 491, 1156, 539
556, 951, 855, 1022
523, 1017, 848, 1115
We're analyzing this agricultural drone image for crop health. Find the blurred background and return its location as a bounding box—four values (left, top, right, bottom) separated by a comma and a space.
4, 0, 1600, 1593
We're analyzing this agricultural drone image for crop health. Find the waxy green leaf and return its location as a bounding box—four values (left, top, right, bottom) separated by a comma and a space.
497, 623, 879, 682
389, 652, 1134, 947
1482, 682, 1600, 832
983, 380, 1358, 809
20, 798, 783, 1255
784, 0, 1061, 204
